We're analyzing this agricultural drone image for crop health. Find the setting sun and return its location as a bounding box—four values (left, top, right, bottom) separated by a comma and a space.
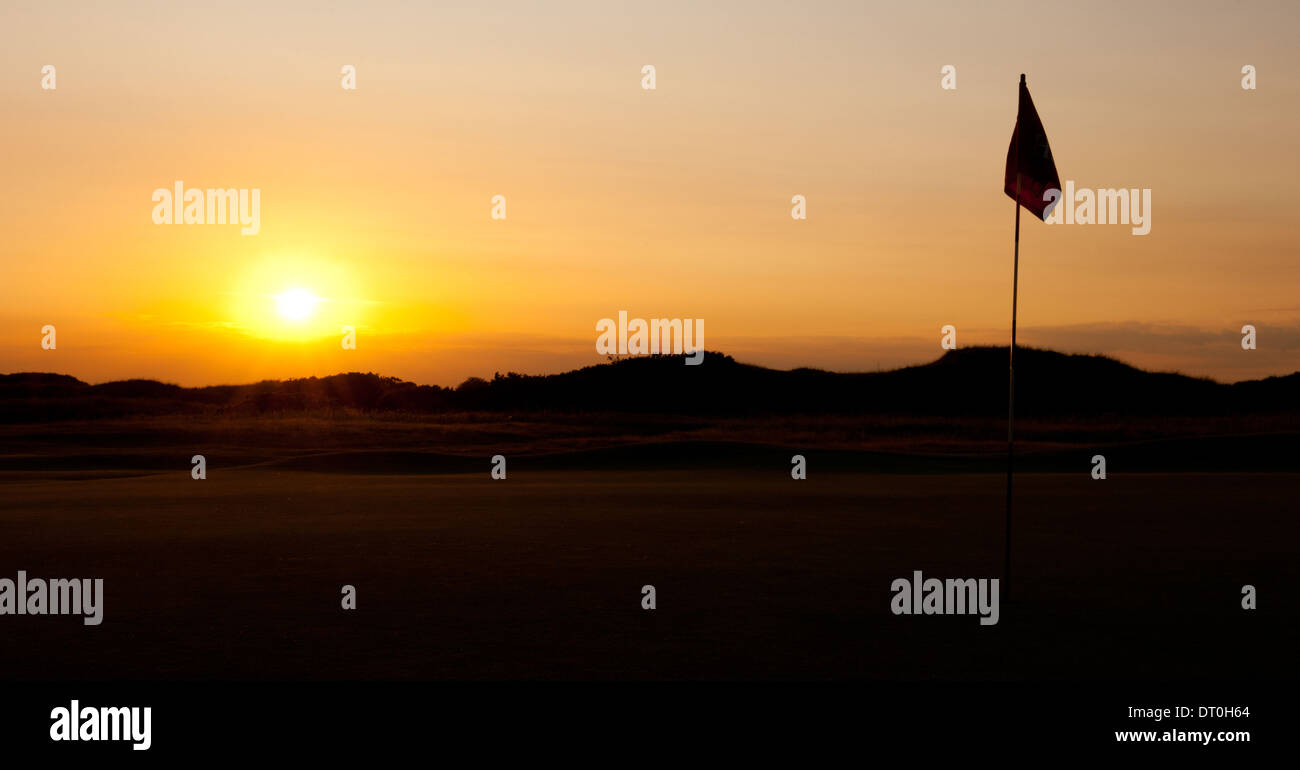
275, 288, 320, 322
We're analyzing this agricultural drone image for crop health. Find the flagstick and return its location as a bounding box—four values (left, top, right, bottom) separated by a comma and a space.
1006, 73, 1025, 605
1006, 187, 1019, 603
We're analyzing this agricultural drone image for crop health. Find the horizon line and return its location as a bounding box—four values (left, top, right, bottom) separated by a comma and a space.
5, 345, 1296, 390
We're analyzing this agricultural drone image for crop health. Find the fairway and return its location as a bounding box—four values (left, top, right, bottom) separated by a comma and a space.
0, 469, 1291, 681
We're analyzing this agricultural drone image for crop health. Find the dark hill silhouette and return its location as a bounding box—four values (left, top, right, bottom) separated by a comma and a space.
1, 347, 1296, 422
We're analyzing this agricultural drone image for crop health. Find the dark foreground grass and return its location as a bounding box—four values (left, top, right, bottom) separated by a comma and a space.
0, 468, 1293, 680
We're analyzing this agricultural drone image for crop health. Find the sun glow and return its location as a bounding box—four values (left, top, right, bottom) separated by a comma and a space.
223, 256, 387, 344
275, 287, 320, 322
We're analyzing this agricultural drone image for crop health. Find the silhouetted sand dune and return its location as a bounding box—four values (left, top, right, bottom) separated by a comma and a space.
4, 347, 1298, 422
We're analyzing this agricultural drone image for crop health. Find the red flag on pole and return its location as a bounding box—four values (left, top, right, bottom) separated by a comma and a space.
1004, 79, 1060, 220
1002, 73, 1061, 605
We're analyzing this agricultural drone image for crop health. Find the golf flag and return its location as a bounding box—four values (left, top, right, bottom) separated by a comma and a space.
1001, 73, 1061, 603
1004, 77, 1060, 221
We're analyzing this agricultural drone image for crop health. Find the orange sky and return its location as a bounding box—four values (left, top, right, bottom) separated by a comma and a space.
2, 0, 1297, 386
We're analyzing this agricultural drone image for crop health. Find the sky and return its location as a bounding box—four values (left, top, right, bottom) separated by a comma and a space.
1, 0, 1297, 386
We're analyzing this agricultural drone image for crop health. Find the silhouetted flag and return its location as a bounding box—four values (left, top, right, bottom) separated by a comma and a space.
1004, 80, 1060, 220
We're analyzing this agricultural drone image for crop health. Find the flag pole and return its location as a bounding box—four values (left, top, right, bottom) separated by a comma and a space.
1005, 73, 1024, 603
